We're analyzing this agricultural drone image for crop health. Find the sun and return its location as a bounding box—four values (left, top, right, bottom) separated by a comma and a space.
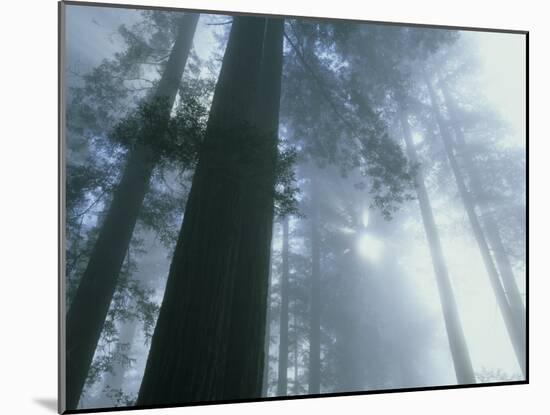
358, 234, 384, 262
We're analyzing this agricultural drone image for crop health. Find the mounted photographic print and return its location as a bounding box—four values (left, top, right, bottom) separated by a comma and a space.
59, 1, 528, 413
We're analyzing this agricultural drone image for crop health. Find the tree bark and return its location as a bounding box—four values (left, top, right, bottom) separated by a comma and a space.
136, 16, 284, 405
277, 217, 290, 396
399, 107, 476, 384
425, 75, 526, 377
439, 81, 526, 354
65, 14, 199, 410
308, 176, 321, 394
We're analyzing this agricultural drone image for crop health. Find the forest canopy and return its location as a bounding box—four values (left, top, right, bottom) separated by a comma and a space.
62, 3, 526, 411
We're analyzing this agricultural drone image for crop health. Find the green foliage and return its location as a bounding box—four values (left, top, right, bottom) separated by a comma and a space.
274, 146, 301, 218
110, 95, 172, 149
357, 130, 417, 219
85, 342, 134, 390
110, 78, 210, 167
281, 20, 422, 220
161, 81, 212, 163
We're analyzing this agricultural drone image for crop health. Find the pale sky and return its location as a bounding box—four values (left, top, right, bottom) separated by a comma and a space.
462, 31, 526, 147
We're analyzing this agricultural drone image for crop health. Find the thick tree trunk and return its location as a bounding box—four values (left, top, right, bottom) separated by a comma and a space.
136, 16, 284, 405
277, 217, 290, 396
399, 107, 476, 384
425, 76, 526, 377
221, 18, 284, 400
65, 14, 199, 410
308, 176, 321, 394
439, 81, 526, 352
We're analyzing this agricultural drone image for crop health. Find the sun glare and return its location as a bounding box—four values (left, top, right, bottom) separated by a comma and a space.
358, 234, 384, 262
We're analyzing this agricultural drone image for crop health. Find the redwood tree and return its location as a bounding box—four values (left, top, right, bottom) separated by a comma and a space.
137, 16, 285, 405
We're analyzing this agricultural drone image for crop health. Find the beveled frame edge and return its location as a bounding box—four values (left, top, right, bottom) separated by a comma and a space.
59, 1, 67, 414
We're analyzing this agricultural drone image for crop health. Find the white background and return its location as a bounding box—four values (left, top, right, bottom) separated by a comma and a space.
0, 0, 544, 413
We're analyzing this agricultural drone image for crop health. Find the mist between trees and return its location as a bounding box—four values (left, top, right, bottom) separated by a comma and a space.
63, 4, 526, 411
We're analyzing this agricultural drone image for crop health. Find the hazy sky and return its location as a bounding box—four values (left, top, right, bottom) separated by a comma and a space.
65, 6, 138, 72
463, 31, 526, 146
65, 5, 225, 76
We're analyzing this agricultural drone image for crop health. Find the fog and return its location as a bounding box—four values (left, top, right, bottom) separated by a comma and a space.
63, 4, 526, 410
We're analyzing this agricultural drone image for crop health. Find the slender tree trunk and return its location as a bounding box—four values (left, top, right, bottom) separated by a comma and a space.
308, 176, 321, 394
65, 14, 199, 409
277, 217, 290, 396
482, 215, 526, 333
262, 236, 276, 397
425, 75, 526, 377
399, 107, 476, 384
439, 81, 526, 350
136, 16, 284, 405
293, 311, 299, 395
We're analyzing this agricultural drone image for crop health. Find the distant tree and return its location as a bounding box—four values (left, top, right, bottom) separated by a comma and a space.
277, 216, 290, 396
398, 104, 475, 383
424, 73, 525, 376
439, 80, 526, 364
308, 173, 322, 394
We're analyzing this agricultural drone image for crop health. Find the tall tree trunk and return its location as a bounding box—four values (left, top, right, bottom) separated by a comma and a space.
136, 16, 284, 405
221, 18, 284, 400
425, 75, 526, 377
277, 217, 290, 396
399, 107, 476, 384
308, 176, 321, 394
293, 311, 299, 395
262, 235, 276, 397
65, 14, 199, 410
439, 81, 526, 350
